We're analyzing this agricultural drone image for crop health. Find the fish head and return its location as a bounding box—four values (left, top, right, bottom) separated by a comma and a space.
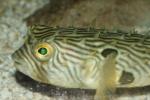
12, 25, 61, 84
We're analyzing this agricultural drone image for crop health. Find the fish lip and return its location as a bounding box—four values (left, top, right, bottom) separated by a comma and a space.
11, 54, 22, 65
14, 60, 21, 65
11, 53, 16, 60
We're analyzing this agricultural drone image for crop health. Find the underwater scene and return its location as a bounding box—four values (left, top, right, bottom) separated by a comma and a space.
0, 0, 150, 100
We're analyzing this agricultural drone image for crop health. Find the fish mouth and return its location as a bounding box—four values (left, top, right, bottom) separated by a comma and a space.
14, 60, 21, 65
11, 54, 22, 67
11, 52, 22, 64
11, 52, 18, 57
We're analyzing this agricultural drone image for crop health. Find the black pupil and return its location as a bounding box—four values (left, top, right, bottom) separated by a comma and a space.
38, 48, 47, 55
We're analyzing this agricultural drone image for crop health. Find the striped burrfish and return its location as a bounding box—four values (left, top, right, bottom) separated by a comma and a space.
12, 25, 150, 100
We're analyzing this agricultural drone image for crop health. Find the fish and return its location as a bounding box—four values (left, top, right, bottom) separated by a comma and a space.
12, 25, 150, 100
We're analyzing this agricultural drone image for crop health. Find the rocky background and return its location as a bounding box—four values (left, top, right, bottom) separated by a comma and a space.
0, 0, 150, 100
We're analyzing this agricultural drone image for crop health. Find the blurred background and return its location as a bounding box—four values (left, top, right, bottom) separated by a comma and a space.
0, 0, 150, 100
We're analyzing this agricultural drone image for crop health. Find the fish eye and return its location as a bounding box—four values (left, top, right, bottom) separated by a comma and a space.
34, 42, 53, 61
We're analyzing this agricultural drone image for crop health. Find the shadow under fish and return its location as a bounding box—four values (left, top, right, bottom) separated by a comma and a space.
15, 71, 95, 99
15, 71, 150, 99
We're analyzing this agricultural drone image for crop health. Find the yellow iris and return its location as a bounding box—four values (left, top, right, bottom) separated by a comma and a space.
34, 42, 53, 61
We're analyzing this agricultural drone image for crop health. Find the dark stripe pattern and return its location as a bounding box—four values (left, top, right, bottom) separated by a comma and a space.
12, 25, 150, 89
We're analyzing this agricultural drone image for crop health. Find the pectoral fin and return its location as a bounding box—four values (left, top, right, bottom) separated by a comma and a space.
94, 53, 117, 100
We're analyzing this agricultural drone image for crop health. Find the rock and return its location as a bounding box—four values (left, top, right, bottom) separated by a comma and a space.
0, 0, 49, 54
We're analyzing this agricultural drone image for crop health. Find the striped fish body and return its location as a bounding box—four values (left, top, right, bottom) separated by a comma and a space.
12, 25, 150, 90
